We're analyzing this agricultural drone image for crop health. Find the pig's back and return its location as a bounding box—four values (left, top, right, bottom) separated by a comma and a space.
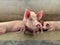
0, 20, 23, 31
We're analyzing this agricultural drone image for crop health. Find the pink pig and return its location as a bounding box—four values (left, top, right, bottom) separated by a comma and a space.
23, 9, 43, 35
0, 20, 25, 34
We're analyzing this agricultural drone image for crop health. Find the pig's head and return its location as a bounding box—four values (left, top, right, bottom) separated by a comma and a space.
43, 22, 50, 30
23, 9, 43, 30
43, 22, 55, 31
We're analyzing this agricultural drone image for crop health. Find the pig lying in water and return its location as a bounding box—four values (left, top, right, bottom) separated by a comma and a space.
42, 21, 59, 31
23, 9, 43, 35
0, 20, 25, 34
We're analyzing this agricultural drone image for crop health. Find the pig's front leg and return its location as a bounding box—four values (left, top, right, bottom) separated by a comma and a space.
12, 25, 25, 32
19, 27, 25, 32
48, 26, 55, 31
40, 27, 43, 34
36, 28, 43, 35
39, 24, 43, 34
33, 30, 36, 36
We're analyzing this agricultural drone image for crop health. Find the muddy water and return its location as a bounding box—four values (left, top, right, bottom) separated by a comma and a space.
0, 30, 60, 40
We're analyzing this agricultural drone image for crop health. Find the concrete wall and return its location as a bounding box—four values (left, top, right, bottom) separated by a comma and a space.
0, 0, 26, 15
0, 0, 60, 14
26, 0, 60, 14
0, 0, 60, 21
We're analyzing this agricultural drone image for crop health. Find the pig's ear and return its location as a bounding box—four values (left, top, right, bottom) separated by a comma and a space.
37, 10, 43, 20
24, 9, 30, 19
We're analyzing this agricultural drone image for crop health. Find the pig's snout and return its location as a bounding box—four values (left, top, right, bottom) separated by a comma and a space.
43, 27, 48, 30
36, 24, 41, 28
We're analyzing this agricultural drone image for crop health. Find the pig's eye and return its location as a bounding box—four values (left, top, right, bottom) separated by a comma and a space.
46, 23, 49, 27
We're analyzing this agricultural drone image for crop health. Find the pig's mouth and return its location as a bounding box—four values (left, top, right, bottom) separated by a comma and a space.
25, 25, 40, 33
42, 26, 52, 31
43, 28, 48, 31
43, 26, 52, 31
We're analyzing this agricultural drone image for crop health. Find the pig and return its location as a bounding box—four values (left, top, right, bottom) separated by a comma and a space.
0, 20, 25, 34
42, 21, 59, 31
23, 9, 43, 35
